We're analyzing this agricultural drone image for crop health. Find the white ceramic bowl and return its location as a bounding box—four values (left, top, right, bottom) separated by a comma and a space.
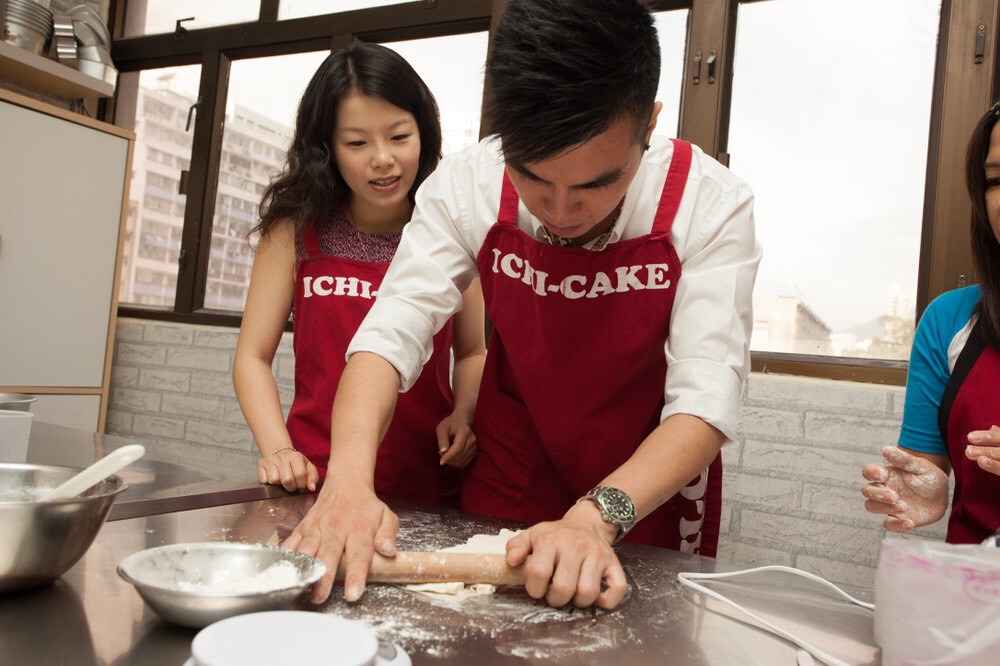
190, 611, 381, 666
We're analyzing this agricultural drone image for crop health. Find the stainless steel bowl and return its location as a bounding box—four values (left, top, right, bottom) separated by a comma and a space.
117, 542, 327, 628
0, 463, 128, 592
0, 393, 36, 411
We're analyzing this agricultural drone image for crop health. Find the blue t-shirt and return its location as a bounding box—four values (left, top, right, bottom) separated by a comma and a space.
899, 285, 981, 455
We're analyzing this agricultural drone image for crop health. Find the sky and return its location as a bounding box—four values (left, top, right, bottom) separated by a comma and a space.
136, 0, 942, 336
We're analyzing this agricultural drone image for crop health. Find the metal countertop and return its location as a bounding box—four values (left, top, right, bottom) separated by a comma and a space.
0, 492, 881, 665
25, 421, 290, 520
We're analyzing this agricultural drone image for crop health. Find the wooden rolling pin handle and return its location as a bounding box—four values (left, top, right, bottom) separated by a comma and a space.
335, 551, 527, 586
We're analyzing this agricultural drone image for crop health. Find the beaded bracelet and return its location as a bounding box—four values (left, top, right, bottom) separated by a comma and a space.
269, 446, 296, 456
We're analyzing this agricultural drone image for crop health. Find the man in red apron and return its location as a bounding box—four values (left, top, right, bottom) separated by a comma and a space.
286, 0, 760, 609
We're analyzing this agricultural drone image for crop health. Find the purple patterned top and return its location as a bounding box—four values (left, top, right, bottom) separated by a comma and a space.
307, 208, 403, 263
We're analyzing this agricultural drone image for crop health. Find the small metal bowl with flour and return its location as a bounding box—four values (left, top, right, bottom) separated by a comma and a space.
118, 542, 326, 628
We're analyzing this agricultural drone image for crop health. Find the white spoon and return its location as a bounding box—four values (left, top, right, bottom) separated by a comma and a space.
41, 444, 146, 502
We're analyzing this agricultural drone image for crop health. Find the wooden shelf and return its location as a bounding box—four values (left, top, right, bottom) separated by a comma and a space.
0, 40, 113, 98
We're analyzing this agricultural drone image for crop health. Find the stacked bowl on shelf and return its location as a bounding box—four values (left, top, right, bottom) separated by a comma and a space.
63, 4, 116, 87
3, 0, 54, 56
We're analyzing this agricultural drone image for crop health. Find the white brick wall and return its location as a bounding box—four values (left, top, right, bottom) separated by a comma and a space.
718, 374, 947, 588
107, 319, 948, 588
107, 318, 294, 453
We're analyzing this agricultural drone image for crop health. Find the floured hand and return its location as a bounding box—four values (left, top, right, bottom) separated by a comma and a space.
861, 446, 949, 531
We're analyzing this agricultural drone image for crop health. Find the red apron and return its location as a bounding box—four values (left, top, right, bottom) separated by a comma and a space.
286, 225, 460, 506
466, 139, 722, 555
943, 324, 1000, 543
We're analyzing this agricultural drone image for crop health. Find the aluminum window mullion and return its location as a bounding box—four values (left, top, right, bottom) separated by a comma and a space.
174, 49, 229, 314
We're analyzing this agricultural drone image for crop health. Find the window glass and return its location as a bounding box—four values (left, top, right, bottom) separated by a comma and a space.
729, 0, 941, 360
388, 32, 488, 155
117, 66, 201, 308
651, 9, 689, 141
206, 51, 329, 312
204, 32, 487, 313
278, 0, 404, 20
123, 0, 260, 37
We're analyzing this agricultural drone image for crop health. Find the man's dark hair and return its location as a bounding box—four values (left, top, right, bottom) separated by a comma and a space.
482, 0, 660, 166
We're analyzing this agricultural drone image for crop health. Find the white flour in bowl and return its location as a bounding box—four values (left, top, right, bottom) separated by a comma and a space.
175, 560, 300, 594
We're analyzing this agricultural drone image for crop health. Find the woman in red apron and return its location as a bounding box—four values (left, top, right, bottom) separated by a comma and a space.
862, 101, 1000, 542
233, 44, 484, 503
467, 139, 722, 555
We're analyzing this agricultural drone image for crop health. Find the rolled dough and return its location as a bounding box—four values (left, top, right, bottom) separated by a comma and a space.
404, 529, 521, 599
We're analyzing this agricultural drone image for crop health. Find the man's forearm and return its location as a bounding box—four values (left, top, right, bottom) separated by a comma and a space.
600, 413, 725, 521
327, 352, 403, 486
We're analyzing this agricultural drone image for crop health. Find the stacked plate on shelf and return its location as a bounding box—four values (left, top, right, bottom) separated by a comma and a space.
3, 0, 54, 56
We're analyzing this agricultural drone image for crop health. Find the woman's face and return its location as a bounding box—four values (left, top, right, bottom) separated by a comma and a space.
332, 90, 421, 228
984, 121, 1000, 244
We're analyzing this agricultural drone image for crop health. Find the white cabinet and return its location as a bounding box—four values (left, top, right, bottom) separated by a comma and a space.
0, 88, 133, 431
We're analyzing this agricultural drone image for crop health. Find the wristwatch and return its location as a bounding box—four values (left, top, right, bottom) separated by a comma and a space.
579, 486, 636, 545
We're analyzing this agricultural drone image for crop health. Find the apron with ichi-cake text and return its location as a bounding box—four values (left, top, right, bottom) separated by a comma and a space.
286, 224, 459, 506
465, 140, 722, 554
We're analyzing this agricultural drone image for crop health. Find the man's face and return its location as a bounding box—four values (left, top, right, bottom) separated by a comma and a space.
504, 106, 659, 245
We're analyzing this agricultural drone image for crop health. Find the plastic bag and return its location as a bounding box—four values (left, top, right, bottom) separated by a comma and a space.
875, 538, 1000, 665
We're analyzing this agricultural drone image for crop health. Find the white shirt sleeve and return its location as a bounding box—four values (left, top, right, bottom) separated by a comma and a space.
347, 144, 496, 390
661, 147, 761, 444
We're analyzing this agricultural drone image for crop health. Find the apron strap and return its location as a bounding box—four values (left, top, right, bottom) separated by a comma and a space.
301, 220, 322, 257
938, 318, 987, 441
498, 171, 520, 227
651, 139, 693, 236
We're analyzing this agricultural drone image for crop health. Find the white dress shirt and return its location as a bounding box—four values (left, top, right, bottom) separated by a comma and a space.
348, 136, 762, 443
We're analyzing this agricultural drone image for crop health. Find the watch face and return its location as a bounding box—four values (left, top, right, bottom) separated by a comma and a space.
600, 488, 636, 523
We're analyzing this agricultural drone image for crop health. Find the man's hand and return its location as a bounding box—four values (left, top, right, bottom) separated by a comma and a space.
966, 425, 1000, 476
860, 446, 949, 532
506, 500, 627, 609
282, 481, 399, 603
257, 449, 319, 493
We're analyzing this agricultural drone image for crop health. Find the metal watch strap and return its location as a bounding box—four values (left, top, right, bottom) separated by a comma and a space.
579, 485, 636, 545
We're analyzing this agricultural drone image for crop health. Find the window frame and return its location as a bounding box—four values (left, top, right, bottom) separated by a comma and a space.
106, 0, 1000, 384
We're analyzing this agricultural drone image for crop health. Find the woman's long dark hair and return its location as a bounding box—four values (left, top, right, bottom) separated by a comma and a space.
254, 42, 442, 244
965, 101, 1000, 349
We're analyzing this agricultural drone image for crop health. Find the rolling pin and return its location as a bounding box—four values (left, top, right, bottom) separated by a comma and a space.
335, 551, 527, 586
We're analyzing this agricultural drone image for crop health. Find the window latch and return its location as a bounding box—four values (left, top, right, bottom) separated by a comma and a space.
706, 50, 718, 84
692, 50, 702, 85
175, 17, 194, 39
976, 24, 986, 64
185, 97, 201, 132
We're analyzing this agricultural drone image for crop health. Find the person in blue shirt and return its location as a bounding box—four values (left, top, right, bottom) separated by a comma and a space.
861, 100, 1000, 543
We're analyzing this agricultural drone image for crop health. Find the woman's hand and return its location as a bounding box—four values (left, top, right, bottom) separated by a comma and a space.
257, 449, 320, 493
860, 446, 949, 532
435, 413, 478, 468
966, 425, 1000, 476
